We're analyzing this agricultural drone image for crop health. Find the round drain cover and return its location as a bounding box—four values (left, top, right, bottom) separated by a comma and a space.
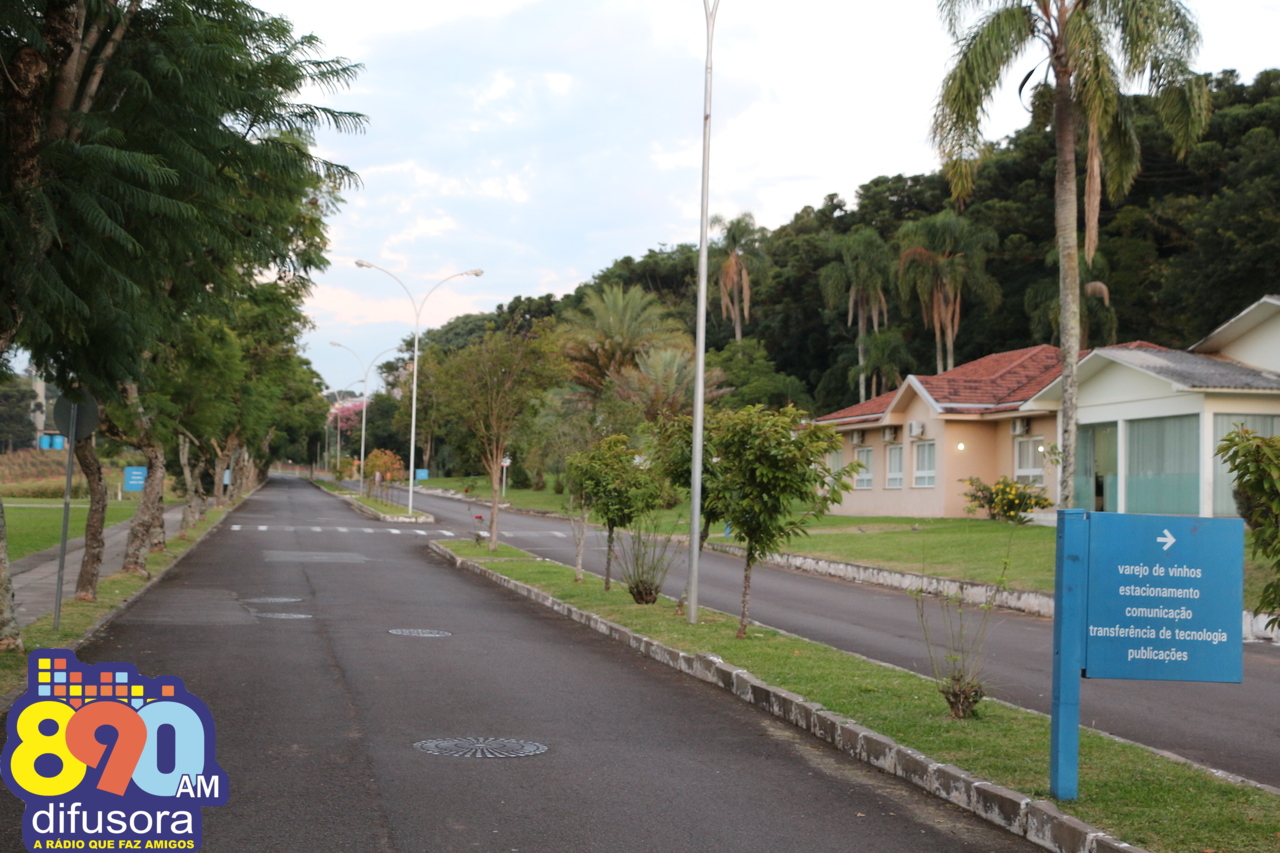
243, 597, 303, 604
413, 737, 547, 758
389, 628, 452, 637
256, 612, 313, 619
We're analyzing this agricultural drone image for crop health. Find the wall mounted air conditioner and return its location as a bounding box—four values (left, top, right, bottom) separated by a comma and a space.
1011, 417, 1030, 436
849, 430, 865, 445
907, 420, 926, 439
881, 426, 899, 443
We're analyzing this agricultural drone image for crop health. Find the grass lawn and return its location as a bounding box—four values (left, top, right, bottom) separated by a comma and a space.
437, 540, 1280, 853
5, 504, 138, 561
0, 505, 232, 699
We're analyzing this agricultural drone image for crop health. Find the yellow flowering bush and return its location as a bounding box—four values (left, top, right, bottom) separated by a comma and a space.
961, 475, 1052, 523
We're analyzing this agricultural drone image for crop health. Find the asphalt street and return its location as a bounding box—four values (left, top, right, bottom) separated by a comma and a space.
374, 479, 1280, 790
0, 478, 1037, 852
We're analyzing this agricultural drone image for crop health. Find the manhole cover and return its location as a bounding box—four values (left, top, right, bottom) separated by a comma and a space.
242, 597, 303, 603
256, 613, 313, 619
389, 628, 452, 637
413, 737, 547, 758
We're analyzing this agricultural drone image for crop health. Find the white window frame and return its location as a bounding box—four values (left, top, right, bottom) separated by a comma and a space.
854, 447, 873, 489
885, 444, 903, 489
1014, 436, 1045, 485
913, 440, 936, 488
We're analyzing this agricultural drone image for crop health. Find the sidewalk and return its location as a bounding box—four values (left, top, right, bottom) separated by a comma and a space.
11, 505, 185, 628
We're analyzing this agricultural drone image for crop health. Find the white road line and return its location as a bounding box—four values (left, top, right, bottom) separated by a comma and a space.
550, 531, 567, 538
388, 529, 401, 535
435, 530, 455, 537
282, 526, 294, 532
258, 526, 268, 532
363, 528, 374, 533
231, 525, 241, 531
337, 527, 349, 533
414, 530, 428, 535
311, 526, 322, 532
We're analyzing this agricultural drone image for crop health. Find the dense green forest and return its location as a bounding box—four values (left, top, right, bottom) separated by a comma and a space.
403, 68, 1280, 424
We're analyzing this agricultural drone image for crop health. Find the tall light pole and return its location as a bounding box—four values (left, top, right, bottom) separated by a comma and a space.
687, 0, 720, 625
330, 343, 399, 494
355, 260, 483, 515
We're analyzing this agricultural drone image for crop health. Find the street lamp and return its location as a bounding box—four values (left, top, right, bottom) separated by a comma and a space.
687, 0, 721, 625
330, 343, 399, 494
355, 260, 483, 514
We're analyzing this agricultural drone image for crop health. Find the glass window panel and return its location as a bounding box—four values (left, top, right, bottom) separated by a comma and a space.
1015, 437, 1045, 485
854, 447, 873, 489
913, 441, 935, 487
1127, 415, 1199, 515
886, 445, 903, 489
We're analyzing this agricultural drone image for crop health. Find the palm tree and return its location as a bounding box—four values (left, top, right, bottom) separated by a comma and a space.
850, 328, 913, 399
896, 210, 1000, 374
820, 227, 893, 402
711, 213, 768, 341
562, 284, 687, 400
932, 0, 1208, 508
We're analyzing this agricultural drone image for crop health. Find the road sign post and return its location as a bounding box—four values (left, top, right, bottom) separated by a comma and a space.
1050, 510, 1244, 799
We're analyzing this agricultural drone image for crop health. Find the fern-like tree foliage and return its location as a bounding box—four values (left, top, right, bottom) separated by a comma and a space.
820, 227, 892, 403
931, 0, 1208, 509
0, 0, 364, 650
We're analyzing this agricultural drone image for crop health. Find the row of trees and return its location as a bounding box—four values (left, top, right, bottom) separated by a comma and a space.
0, 0, 361, 650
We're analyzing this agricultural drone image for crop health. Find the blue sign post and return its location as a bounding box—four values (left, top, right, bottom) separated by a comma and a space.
123, 466, 147, 492
415, 468, 429, 482
1051, 510, 1244, 799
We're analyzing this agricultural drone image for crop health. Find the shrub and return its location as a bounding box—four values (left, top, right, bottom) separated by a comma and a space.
961, 476, 1052, 523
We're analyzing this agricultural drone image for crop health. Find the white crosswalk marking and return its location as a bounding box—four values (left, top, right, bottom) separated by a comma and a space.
435, 530, 455, 537
363, 528, 374, 533
258, 526, 268, 531
550, 531, 566, 538
231, 525, 241, 531
311, 526, 322, 532
337, 527, 348, 533
388, 529, 401, 535
414, 529, 428, 535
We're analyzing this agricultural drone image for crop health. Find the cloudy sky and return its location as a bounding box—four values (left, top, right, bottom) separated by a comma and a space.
252, 0, 1280, 392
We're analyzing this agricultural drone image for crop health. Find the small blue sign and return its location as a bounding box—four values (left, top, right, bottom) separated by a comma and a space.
1084, 513, 1243, 682
415, 469, 429, 481
223, 468, 232, 486
123, 466, 147, 492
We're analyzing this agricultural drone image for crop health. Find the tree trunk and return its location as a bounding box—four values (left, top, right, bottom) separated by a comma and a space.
0, 499, 24, 651
570, 498, 587, 583
1054, 63, 1081, 511
123, 440, 164, 574
74, 436, 106, 601
736, 555, 755, 639
178, 434, 198, 532
604, 526, 615, 591
856, 307, 868, 403
487, 451, 501, 552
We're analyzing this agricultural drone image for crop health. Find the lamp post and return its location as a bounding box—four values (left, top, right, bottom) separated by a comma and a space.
687, 0, 720, 625
330, 343, 399, 494
355, 260, 483, 515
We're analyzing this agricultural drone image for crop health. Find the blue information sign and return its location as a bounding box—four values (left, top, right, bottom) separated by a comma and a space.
1084, 513, 1243, 682
415, 469, 429, 481
123, 466, 147, 492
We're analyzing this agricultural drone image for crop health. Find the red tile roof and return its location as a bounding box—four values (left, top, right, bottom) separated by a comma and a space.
814, 390, 896, 424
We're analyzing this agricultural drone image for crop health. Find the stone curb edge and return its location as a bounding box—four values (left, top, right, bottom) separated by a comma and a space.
0, 485, 263, 715
427, 539, 1148, 853
305, 478, 435, 523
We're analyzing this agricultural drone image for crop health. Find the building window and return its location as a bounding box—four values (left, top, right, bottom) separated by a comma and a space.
1015, 437, 1045, 485
1128, 415, 1199, 515
886, 445, 903, 489
854, 447, 873, 489
913, 441, 936, 487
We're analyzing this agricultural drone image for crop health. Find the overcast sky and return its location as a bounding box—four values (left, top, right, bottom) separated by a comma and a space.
249, 0, 1280, 392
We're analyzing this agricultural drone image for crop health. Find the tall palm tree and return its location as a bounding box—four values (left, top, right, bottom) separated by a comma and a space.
563, 284, 687, 400
820, 227, 893, 402
897, 210, 1000, 374
711, 213, 768, 341
932, 0, 1209, 508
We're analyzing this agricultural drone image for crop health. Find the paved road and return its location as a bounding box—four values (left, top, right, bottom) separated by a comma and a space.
0, 478, 1036, 852
367, 479, 1280, 790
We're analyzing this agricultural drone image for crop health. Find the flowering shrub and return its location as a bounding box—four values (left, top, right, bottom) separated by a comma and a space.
961, 476, 1052, 523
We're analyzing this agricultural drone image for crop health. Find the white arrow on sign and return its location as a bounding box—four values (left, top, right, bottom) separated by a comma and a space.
1157, 529, 1177, 551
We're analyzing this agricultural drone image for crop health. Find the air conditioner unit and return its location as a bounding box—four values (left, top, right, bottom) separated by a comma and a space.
1011, 417, 1030, 436
907, 421, 926, 439
881, 426, 899, 443
849, 430, 865, 445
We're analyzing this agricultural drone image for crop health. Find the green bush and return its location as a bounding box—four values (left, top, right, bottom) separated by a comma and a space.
961, 476, 1052, 523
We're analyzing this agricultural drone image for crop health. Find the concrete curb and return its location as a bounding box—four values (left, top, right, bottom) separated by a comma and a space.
305, 478, 434, 523
0, 484, 261, 714
427, 539, 1150, 853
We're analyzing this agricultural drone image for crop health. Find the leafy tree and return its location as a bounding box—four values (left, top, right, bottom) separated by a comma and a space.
897, 210, 1000, 373
562, 284, 686, 401
706, 340, 812, 412
707, 406, 857, 638
932, 0, 1209, 506
609, 347, 727, 422
436, 321, 565, 550
819, 227, 893, 401
850, 328, 913, 399
566, 435, 657, 591
0, 381, 36, 451
1218, 428, 1280, 623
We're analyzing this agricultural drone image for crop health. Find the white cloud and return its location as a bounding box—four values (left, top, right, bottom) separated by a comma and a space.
545, 72, 573, 95
384, 215, 458, 246
305, 282, 487, 326
473, 70, 516, 107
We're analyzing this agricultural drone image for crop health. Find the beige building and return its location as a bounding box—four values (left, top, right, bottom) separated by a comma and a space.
816, 295, 1280, 519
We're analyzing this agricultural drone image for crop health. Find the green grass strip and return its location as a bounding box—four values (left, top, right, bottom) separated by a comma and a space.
0, 506, 232, 701
439, 541, 1280, 853
5, 505, 138, 561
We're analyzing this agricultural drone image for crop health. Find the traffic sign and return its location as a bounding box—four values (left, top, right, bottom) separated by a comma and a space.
53, 392, 97, 441
415, 469, 429, 481
123, 467, 147, 492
